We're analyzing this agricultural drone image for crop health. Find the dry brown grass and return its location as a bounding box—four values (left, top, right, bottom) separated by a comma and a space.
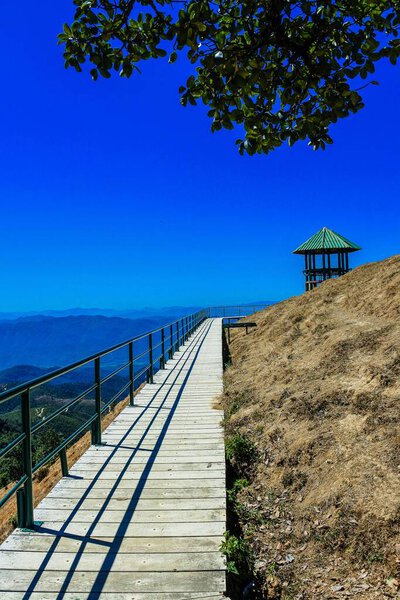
0, 395, 132, 543
222, 255, 400, 599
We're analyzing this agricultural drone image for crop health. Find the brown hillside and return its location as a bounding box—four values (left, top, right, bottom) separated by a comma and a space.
223, 255, 400, 599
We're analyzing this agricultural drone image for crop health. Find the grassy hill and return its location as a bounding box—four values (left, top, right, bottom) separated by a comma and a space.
222, 255, 399, 599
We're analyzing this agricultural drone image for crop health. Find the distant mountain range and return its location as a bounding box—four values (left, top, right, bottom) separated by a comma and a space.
0, 364, 95, 385
0, 314, 174, 371
0, 306, 201, 321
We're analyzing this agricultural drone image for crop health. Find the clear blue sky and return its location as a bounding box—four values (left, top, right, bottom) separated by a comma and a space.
0, 2, 399, 311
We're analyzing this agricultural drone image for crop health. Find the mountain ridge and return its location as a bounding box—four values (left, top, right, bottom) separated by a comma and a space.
0, 314, 173, 370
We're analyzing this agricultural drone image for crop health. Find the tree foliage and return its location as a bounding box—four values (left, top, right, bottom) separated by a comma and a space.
59, 1, 400, 154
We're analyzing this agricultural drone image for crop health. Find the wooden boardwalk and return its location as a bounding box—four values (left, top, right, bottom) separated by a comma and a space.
0, 318, 226, 599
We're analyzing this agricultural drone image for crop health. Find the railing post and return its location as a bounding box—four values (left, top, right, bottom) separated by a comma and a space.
148, 333, 154, 383
129, 342, 134, 406
92, 357, 102, 445
169, 324, 173, 359
20, 389, 34, 529
160, 328, 165, 369
176, 322, 179, 352
60, 447, 68, 477
16, 489, 25, 529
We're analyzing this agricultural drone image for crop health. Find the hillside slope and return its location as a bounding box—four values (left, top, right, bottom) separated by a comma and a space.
223, 255, 399, 599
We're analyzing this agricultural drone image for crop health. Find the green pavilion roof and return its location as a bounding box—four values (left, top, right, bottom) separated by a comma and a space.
293, 227, 361, 254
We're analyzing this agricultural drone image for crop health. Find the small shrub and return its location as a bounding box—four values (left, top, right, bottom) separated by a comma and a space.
366, 551, 384, 563
226, 434, 257, 473
220, 531, 253, 576
8, 515, 17, 529
282, 470, 308, 491
235, 501, 266, 527
224, 389, 256, 420
35, 466, 49, 482
227, 478, 250, 504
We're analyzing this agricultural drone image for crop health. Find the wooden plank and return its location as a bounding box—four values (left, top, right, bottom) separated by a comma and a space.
74, 456, 225, 465
34, 508, 225, 524
66, 469, 226, 479
46, 486, 226, 500
49, 478, 226, 490
35, 519, 225, 539
0, 570, 225, 593
82, 448, 225, 456
38, 497, 226, 511
1, 535, 222, 554
0, 550, 225, 572
69, 462, 225, 472
0, 591, 225, 600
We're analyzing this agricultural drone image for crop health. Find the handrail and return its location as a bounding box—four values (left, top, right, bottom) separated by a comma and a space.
208, 304, 271, 309
207, 304, 272, 318
0, 303, 270, 529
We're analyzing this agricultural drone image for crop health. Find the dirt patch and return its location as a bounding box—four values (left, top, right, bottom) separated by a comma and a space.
222, 255, 400, 599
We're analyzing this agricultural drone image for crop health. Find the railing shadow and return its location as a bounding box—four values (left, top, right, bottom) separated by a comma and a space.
20, 319, 213, 599
222, 327, 232, 369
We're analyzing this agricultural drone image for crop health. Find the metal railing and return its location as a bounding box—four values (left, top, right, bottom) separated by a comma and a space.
208, 304, 272, 318
0, 309, 208, 529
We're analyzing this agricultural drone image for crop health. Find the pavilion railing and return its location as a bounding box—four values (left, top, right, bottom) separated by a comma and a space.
208, 304, 272, 318
0, 309, 208, 529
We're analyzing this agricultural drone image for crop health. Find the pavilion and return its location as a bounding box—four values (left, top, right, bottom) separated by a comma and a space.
293, 227, 361, 291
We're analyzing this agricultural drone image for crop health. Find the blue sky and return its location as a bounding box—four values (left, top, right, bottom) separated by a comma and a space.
0, 2, 399, 311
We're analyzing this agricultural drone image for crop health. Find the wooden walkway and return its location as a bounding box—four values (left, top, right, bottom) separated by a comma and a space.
0, 318, 226, 599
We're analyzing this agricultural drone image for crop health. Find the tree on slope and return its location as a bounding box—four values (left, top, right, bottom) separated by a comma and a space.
60, 0, 400, 154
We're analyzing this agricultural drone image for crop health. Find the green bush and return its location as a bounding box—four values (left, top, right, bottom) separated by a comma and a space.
227, 478, 250, 504
220, 531, 253, 576
226, 433, 257, 472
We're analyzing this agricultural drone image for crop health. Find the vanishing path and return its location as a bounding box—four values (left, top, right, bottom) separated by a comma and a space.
0, 319, 226, 599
